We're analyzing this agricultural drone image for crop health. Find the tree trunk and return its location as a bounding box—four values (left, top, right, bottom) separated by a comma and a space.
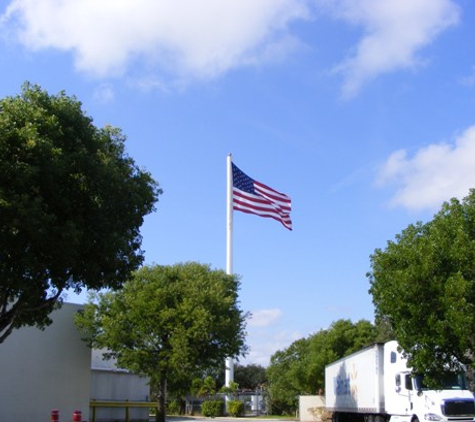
155, 373, 167, 422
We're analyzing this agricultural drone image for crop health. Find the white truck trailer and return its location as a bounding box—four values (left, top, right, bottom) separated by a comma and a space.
325, 341, 475, 422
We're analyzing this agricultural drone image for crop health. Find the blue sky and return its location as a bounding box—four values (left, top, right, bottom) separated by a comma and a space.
1, 0, 475, 366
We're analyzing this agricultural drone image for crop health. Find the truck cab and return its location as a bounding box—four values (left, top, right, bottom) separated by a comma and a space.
384, 341, 475, 422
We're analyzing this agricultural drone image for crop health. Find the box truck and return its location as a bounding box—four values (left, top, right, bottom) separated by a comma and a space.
325, 341, 475, 422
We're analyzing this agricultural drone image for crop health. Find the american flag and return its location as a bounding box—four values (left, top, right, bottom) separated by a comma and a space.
232, 162, 292, 230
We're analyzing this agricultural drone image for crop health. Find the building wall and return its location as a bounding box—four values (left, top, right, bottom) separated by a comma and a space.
299, 395, 328, 422
0, 303, 91, 422
91, 367, 150, 421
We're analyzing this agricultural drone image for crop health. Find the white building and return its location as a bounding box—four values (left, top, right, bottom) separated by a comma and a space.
0, 303, 91, 421
0, 302, 150, 422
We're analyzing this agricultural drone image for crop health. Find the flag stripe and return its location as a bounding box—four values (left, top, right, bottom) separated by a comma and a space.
233, 205, 292, 229
233, 191, 290, 217
233, 200, 292, 222
254, 180, 291, 204
232, 162, 292, 230
254, 189, 291, 210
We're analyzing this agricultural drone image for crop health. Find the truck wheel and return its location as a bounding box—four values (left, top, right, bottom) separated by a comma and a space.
332, 412, 344, 422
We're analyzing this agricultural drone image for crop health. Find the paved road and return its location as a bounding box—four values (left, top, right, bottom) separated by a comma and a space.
164, 417, 296, 422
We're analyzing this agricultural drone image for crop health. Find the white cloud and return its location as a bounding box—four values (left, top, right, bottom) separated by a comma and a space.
248, 308, 282, 327
317, 0, 460, 98
1, 0, 310, 81
376, 125, 475, 211
242, 328, 302, 366
0, 0, 460, 94
92, 83, 115, 103
240, 308, 302, 366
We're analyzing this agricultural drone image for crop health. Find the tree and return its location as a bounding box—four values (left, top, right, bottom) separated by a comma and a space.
0, 83, 160, 343
266, 319, 376, 414
220, 380, 239, 397
267, 337, 310, 415
368, 189, 475, 385
234, 363, 268, 391
306, 319, 377, 393
194, 375, 217, 397
75, 262, 248, 422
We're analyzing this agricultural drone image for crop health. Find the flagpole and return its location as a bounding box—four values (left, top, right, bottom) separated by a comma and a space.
226, 154, 233, 280
225, 154, 234, 387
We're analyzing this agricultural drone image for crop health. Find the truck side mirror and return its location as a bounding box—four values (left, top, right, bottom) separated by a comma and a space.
395, 374, 401, 392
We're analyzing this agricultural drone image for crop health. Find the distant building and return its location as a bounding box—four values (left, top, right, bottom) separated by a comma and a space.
91, 348, 150, 421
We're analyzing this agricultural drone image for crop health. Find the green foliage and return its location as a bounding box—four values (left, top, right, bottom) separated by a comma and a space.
227, 400, 245, 417
194, 376, 217, 397
191, 378, 203, 397
369, 189, 475, 386
0, 82, 160, 343
267, 337, 310, 414
234, 363, 268, 391
267, 319, 376, 414
75, 262, 248, 422
373, 314, 395, 343
198, 363, 226, 390
201, 400, 224, 417
166, 401, 181, 415
220, 380, 238, 399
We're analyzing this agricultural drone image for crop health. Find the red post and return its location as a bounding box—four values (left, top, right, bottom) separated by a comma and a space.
51, 409, 59, 422
73, 410, 82, 422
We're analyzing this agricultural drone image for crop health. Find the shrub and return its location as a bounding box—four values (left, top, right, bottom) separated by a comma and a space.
227, 400, 244, 417
201, 400, 224, 417
167, 400, 181, 415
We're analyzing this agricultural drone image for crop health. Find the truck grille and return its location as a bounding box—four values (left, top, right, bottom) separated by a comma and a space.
441, 399, 475, 417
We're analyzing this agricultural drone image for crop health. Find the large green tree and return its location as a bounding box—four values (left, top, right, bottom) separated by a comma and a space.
0, 83, 160, 343
75, 262, 248, 422
266, 319, 376, 415
369, 189, 475, 384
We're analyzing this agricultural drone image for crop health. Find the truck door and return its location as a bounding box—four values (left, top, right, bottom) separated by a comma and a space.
390, 372, 413, 415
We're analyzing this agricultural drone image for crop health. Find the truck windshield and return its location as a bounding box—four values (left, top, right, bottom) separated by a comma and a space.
414, 373, 468, 390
